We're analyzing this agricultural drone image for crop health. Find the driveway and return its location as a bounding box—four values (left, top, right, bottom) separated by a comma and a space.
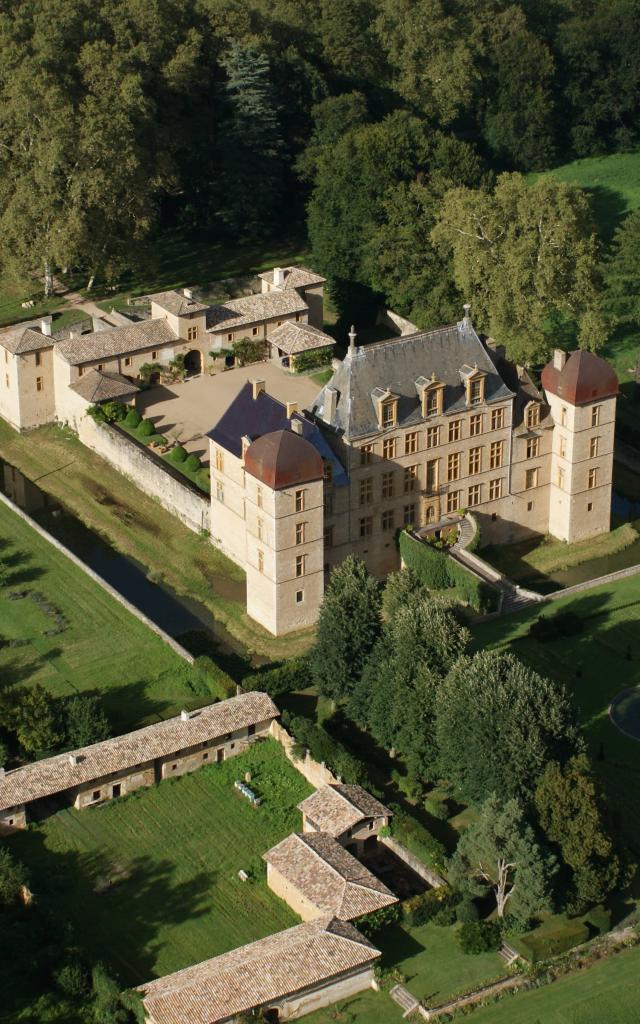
136, 363, 322, 464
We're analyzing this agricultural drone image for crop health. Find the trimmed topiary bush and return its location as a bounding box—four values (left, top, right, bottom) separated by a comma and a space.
124, 408, 142, 427
458, 919, 502, 955
138, 419, 154, 437
170, 445, 187, 463
185, 454, 200, 472
456, 896, 480, 924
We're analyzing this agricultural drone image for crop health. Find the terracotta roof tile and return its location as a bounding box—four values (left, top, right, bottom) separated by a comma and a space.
298, 785, 391, 838
0, 325, 53, 355
149, 291, 209, 316
268, 321, 335, 355
68, 369, 140, 403
56, 319, 177, 366
258, 266, 326, 290
206, 291, 308, 332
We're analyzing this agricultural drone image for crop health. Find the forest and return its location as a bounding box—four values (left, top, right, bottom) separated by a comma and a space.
1, 0, 639, 363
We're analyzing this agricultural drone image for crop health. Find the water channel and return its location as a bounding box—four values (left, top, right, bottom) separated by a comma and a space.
0, 457, 259, 672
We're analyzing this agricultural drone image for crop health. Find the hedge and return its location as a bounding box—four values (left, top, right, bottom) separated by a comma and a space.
391, 807, 447, 871
284, 713, 370, 785
242, 656, 309, 698
293, 347, 333, 372
185, 454, 200, 472
398, 530, 498, 613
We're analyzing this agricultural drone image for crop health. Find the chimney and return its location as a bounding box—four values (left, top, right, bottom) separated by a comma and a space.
183, 287, 193, 300
461, 303, 472, 329
40, 316, 52, 337
348, 325, 357, 356
273, 267, 284, 288
324, 386, 338, 422
68, 754, 79, 767
291, 418, 303, 435
553, 349, 567, 371
180, 709, 191, 722
251, 379, 265, 400
0, 767, 5, 778
241, 435, 251, 460
286, 400, 298, 419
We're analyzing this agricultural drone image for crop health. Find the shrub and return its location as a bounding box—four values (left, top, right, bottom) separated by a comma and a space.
293, 346, 333, 372
456, 896, 480, 924
242, 657, 309, 698
358, 902, 402, 938
170, 445, 187, 463
403, 886, 458, 927
187, 656, 235, 700
398, 530, 498, 612
232, 337, 267, 366
287, 714, 369, 785
185, 454, 200, 472
425, 796, 450, 821
124, 408, 142, 427
138, 419, 154, 437
459, 920, 502, 955
391, 809, 447, 871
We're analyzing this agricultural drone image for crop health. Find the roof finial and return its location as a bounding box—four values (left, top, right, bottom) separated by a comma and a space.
348, 325, 357, 356
462, 303, 472, 329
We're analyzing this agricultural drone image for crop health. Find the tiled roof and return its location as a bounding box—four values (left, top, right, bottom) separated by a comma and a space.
258, 266, 326, 290
311, 318, 515, 440
139, 916, 379, 1024
298, 785, 391, 838
0, 324, 52, 355
0, 692, 278, 811
541, 349, 619, 406
149, 290, 209, 316
206, 291, 308, 332
268, 321, 335, 355
56, 319, 177, 366
264, 832, 397, 919
68, 369, 140, 403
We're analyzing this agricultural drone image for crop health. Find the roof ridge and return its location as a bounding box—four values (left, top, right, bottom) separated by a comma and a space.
357, 322, 460, 355
298, 832, 351, 889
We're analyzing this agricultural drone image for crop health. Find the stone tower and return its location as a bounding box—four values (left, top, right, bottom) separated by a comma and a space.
542, 349, 618, 543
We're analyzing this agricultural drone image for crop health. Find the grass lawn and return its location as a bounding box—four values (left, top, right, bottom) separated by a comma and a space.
0, 499, 209, 733
6, 740, 312, 987
533, 151, 640, 241
470, 945, 640, 1024
0, 420, 313, 662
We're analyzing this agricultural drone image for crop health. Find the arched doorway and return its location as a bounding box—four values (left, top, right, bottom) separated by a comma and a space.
184, 349, 202, 376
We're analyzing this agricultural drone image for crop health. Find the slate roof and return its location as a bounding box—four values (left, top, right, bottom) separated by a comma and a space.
298, 785, 391, 838
56, 319, 177, 366
149, 290, 209, 316
269, 321, 335, 355
207, 383, 348, 486
139, 916, 379, 1024
264, 832, 397, 919
68, 369, 141, 403
258, 266, 326, 291
0, 324, 53, 355
0, 692, 278, 812
541, 349, 619, 406
311, 319, 515, 440
206, 291, 308, 331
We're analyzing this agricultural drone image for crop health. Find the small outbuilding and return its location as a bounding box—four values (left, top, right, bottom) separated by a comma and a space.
298, 784, 392, 856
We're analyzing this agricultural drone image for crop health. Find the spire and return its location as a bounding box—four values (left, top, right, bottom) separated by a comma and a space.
462, 303, 472, 329
348, 325, 357, 356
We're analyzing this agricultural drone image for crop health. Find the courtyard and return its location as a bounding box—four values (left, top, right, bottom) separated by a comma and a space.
6, 740, 312, 986
136, 363, 322, 464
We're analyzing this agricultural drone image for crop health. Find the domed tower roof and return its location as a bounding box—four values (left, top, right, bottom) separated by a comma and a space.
541, 350, 618, 406
244, 429, 324, 490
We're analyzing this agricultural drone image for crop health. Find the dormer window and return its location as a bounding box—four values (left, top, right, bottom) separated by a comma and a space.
382, 401, 396, 428
416, 375, 444, 418
526, 403, 540, 428
460, 365, 486, 407
372, 387, 399, 430
469, 378, 483, 405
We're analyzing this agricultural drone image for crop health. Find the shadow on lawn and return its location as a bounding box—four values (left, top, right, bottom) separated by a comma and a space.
377, 923, 426, 973
8, 827, 216, 986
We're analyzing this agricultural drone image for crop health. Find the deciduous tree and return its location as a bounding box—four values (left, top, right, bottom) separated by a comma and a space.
604, 209, 640, 326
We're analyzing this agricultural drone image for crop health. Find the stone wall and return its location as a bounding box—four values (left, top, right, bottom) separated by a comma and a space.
79, 416, 210, 535
278, 967, 377, 1020
75, 762, 156, 810
269, 719, 340, 789
380, 836, 446, 889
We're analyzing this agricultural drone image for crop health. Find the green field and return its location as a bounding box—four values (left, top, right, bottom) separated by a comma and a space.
534, 151, 640, 240
6, 740, 311, 987
0, 498, 215, 733
470, 945, 640, 1024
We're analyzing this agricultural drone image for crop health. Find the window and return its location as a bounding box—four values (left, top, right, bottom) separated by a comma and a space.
426, 459, 439, 493
257, 549, 264, 573
447, 452, 460, 482
588, 467, 598, 489
381, 509, 394, 531
525, 468, 538, 489
446, 490, 461, 514
590, 436, 600, 458
526, 404, 540, 428
449, 420, 461, 443
277, 321, 283, 326
78, 366, 84, 377
152, 351, 158, 360
559, 435, 566, 458
257, 517, 263, 541
382, 471, 394, 499
360, 443, 374, 465
295, 554, 305, 577
382, 402, 396, 428
257, 486, 263, 509
215, 448, 224, 472
526, 437, 539, 459
323, 460, 333, 484
489, 477, 503, 501
248, 723, 256, 737
491, 408, 504, 430
296, 522, 306, 544
591, 405, 601, 427
468, 446, 482, 475
561, 406, 567, 426
527, 501, 533, 511
587, 502, 593, 512
97, 363, 104, 372
187, 325, 198, 341
360, 477, 373, 505
468, 483, 481, 507
404, 464, 418, 493
216, 480, 224, 503
35, 351, 41, 367
405, 431, 418, 455
92, 790, 101, 802
403, 503, 416, 525
324, 525, 333, 548
296, 590, 304, 603
557, 466, 565, 489
359, 516, 373, 538
469, 378, 483, 405
470, 413, 482, 437
490, 440, 504, 469
425, 505, 435, 522
252, 327, 258, 336
36, 376, 44, 392
426, 426, 439, 449
227, 333, 233, 342
324, 492, 333, 516
295, 314, 300, 322
295, 489, 305, 512
425, 389, 441, 416
202, 753, 209, 761
382, 437, 396, 459
124, 356, 132, 367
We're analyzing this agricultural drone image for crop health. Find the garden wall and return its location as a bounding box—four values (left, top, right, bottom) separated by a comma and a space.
398, 531, 499, 612
79, 416, 210, 535
269, 719, 339, 789
379, 836, 446, 889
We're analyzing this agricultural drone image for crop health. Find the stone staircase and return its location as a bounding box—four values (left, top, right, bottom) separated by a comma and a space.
498, 941, 521, 967
390, 984, 420, 1018
452, 515, 476, 551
